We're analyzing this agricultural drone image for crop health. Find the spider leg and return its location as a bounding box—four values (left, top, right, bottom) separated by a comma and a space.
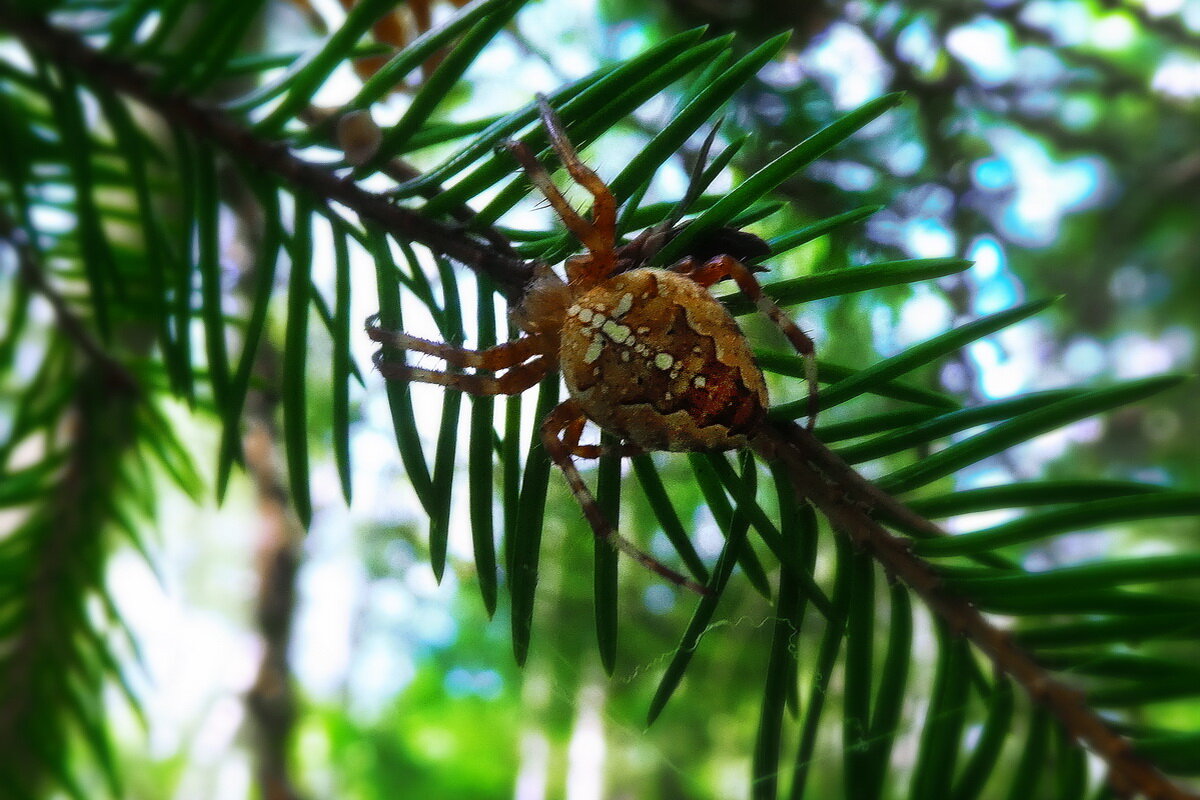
502, 140, 600, 252
560, 414, 646, 460
542, 400, 709, 595
534, 96, 616, 255
678, 255, 820, 429
668, 254, 741, 288
501, 97, 618, 283
375, 353, 554, 396
367, 321, 554, 371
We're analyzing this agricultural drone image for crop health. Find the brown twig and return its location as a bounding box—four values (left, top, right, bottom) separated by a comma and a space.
0, 209, 139, 393
754, 422, 1199, 800
4, 7, 1197, 798
299, 104, 518, 255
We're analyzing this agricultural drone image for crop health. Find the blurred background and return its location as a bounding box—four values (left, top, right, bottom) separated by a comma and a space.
47, 0, 1199, 797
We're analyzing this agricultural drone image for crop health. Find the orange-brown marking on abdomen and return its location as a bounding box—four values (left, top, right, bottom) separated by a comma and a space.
559, 268, 768, 451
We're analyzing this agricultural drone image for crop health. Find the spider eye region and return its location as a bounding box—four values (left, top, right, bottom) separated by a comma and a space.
560, 268, 769, 452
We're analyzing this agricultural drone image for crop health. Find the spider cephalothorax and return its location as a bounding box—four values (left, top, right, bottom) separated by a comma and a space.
368, 96, 817, 593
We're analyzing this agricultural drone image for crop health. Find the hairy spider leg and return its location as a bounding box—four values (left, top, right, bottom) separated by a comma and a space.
676, 254, 820, 429
502, 139, 596, 244
366, 323, 556, 370
542, 399, 710, 595
501, 98, 618, 284
374, 352, 554, 396
534, 96, 617, 258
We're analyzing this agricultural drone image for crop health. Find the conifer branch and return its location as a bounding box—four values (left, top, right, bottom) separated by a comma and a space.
0, 3, 533, 297
756, 423, 1199, 800
0, 209, 138, 393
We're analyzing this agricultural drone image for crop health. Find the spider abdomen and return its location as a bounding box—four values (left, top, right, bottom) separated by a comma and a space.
560, 268, 769, 452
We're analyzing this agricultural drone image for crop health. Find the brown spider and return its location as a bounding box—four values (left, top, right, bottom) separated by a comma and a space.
367, 97, 818, 595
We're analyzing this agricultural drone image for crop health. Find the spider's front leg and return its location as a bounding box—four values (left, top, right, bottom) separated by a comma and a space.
675, 255, 820, 429
366, 318, 557, 396
534, 95, 616, 251
542, 400, 709, 595
501, 96, 619, 284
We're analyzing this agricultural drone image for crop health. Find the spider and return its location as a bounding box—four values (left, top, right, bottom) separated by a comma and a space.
367, 97, 818, 595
